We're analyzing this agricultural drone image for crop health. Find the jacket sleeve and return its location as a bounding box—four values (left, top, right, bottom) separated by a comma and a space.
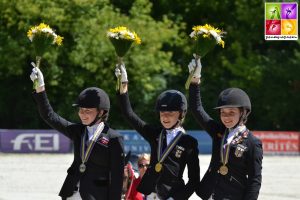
32, 91, 75, 139
189, 84, 223, 137
244, 137, 263, 200
117, 92, 157, 142
172, 138, 200, 200
109, 135, 125, 200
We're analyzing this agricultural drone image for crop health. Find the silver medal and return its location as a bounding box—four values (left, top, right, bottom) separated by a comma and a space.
79, 163, 86, 173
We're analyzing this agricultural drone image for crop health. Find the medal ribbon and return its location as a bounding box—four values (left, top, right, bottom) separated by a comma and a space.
220, 125, 247, 166
157, 129, 185, 164
81, 122, 105, 164
220, 131, 230, 166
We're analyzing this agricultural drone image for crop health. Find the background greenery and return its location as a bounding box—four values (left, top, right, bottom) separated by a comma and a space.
0, 0, 299, 130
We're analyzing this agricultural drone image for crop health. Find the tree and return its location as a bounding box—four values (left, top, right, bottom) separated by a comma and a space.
147, 0, 300, 130
0, 0, 299, 130
0, 0, 182, 129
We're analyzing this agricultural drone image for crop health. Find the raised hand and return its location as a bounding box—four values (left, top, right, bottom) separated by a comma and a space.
115, 63, 128, 83
30, 62, 45, 90
188, 54, 202, 79
115, 63, 128, 94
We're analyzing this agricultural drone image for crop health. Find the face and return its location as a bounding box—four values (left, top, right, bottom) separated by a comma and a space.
220, 107, 241, 129
159, 111, 180, 129
138, 159, 150, 178
78, 108, 102, 125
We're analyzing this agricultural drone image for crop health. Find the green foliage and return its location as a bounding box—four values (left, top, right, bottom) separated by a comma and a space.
0, 0, 180, 129
149, 0, 300, 130
0, 0, 299, 130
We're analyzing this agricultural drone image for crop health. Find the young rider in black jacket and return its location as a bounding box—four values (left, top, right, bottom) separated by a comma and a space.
187, 57, 263, 200
116, 63, 200, 200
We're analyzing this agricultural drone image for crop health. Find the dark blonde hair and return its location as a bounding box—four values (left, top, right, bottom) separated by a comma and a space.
138, 153, 150, 164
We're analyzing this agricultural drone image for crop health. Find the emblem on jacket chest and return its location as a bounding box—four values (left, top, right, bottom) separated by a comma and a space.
234, 144, 247, 157
175, 145, 185, 158
97, 136, 109, 147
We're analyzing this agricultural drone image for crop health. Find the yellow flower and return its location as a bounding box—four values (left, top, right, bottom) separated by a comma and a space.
27, 29, 33, 39
133, 32, 141, 44
37, 23, 51, 30
55, 35, 64, 46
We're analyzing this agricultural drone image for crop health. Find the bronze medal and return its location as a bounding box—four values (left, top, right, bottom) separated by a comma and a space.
155, 163, 162, 172
219, 165, 228, 175
79, 163, 86, 173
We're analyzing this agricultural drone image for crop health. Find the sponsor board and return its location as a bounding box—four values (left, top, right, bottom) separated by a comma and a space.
0, 129, 211, 154
0, 129, 70, 153
1, 129, 298, 155
254, 131, 300, 155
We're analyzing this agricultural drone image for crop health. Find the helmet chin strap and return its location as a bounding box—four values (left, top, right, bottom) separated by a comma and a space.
231, 108, 249, 129
165, 112, 185, 130
239, 108, 250, 125
87, 111, 103, 126
165, 120, 180, 130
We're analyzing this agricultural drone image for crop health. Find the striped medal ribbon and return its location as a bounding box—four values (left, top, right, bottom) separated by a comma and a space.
219, 126, 247, 175
79, 122, 105, 173
155, 129, 185, 173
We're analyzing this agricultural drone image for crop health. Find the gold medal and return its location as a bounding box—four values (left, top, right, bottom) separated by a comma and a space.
219, 165, 228, 175
155, 163, 162, 172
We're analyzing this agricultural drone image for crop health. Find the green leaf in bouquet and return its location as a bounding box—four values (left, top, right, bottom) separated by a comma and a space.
194, 36, 217, 58
109, 38, 133, 57
32, 33, 55, 57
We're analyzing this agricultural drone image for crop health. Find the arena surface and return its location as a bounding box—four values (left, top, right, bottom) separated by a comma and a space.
0, 154, 299, 200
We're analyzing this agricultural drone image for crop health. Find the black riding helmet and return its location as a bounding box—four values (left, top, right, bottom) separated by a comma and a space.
155, 90, 187, 129
215, 88, 251, 124
73, 87, 110, 110
215, 88, 251, 111
72, 87, 110, 124
155, 90, 187, 112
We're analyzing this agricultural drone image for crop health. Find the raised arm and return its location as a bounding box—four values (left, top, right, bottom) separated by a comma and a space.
30, 65, 75, 139
187, 57, 222, 137
116, 64, 157, 142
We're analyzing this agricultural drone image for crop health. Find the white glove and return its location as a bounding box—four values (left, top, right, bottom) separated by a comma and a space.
115, 63, 128, 83
166, 197, 174, 200
187, 55, 202, 78
30, 62, 45, 88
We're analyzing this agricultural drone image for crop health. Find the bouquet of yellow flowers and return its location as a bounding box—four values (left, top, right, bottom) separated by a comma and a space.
185, 24, 225, 89
27, 23, 63, 88
107, 26, 141, 91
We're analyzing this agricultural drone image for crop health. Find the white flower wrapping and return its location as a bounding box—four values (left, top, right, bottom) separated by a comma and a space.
107, 30, 135, 40
190, 28, 222, 44
28, 27, 59, 44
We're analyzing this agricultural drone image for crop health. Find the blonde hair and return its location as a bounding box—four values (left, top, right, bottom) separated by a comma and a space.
138, 153, 150, 164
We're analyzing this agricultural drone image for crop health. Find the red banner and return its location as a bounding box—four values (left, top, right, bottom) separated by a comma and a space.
253, 131, 300, 155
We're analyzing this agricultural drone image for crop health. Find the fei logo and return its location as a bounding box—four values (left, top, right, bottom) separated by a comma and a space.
265, 2, 298, 40
11, 133, 59, 151
0, 130, 71, 153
